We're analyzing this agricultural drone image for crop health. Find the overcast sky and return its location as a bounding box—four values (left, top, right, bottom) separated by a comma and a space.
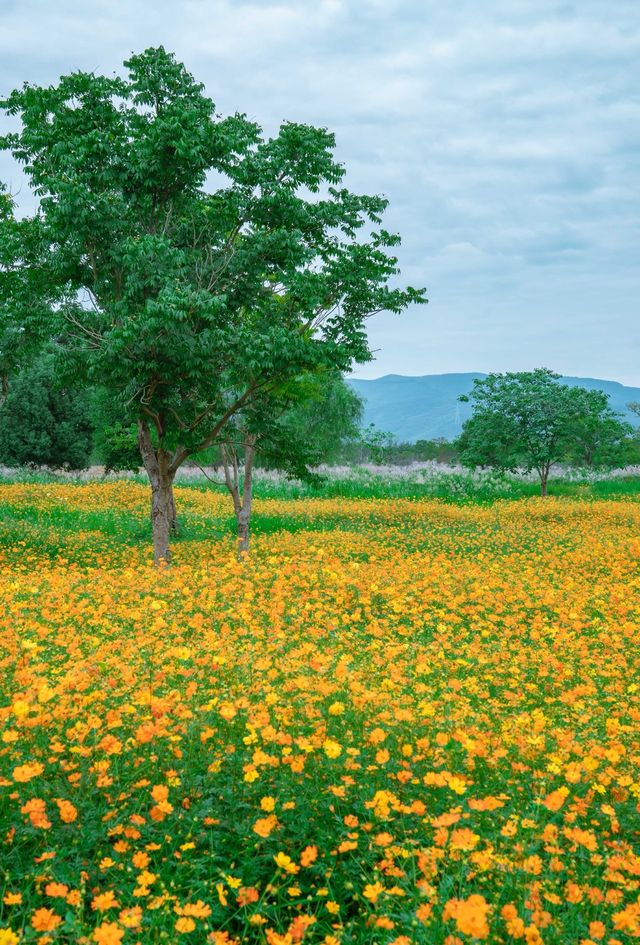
1, 0, 638, 384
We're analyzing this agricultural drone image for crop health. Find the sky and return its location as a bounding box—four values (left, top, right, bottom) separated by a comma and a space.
1, 0, 639, 384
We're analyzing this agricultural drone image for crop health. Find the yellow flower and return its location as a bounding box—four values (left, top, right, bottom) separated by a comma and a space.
362, 882, 384, 903
216, 884, 228, 907
323, 739, 342, 759
273, 852, 299, 874
0, 930, 19, 945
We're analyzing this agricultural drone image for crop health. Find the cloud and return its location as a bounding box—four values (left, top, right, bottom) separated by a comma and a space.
1, 0, 638, 383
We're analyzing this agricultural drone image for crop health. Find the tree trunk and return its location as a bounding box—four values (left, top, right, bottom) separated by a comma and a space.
168, 486, 178, 533
540, 471, 549, 497
237, 507, 250, 554
237, 436, 255, 557
222, 435, 256, 559
138, 420, 176, 565
151, 474, 174, 563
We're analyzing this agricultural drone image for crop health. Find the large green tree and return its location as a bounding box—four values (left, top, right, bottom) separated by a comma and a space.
1, 48, 425, 562
457, 369, 631, 495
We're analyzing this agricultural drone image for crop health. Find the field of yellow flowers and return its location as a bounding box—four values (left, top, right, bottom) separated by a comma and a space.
0, 482, 639, 945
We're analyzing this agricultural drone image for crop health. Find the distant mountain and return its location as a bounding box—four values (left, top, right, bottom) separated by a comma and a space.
347, 373, 640, 443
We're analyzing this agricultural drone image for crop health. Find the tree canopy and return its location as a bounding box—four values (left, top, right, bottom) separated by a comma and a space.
1, 46, 425, 560
457, 369, 631, 495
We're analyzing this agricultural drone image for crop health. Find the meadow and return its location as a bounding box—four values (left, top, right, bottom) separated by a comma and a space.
0, 481, 639, 944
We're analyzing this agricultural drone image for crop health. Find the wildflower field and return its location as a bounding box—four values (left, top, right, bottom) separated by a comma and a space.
0, 483, 639, 945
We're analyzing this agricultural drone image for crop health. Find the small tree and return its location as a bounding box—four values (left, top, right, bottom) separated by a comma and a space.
360, 424, 395, 464
1, 48, 425, 563
219, 372, 362, 554
457, 369, 631, 495
563, 387, 632, 468
0, 353, 93, 469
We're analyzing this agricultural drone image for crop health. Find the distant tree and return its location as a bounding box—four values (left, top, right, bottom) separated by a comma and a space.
359, 424, 395, 464
563, 387, 632, 468
457, 369, 631, 496
1, 47, 425, 563
0, 353, 93, 469
219, 372, 363, 554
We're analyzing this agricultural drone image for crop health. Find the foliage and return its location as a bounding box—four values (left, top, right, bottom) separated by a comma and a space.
89, 388, 141, 474
358, 424, 396, 464
251, 371, 364, 477
0, 185, 54, 397
0, 483, 639, 942
457, 368, 632, 494
0, 353, 93, 469
561, 386, 634, 467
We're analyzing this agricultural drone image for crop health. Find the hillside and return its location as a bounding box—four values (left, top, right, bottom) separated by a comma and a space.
347, 373, 640, 442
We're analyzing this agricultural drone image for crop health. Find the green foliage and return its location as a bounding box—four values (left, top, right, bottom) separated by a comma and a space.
457, 369, 632, 493
252, 371, 364, 478
1, 47, 425, 475
0, 184, 53, 393
358, 424, 395, 464
562, 386, 634, 468
0, 354, 93, 469
89, 388, 141, 473
386, 438, 459, 464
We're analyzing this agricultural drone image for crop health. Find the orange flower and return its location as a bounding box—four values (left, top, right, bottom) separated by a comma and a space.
300, 845, 318, 867
288, 915, 316, 942
13, 762, 44, 782
542, 787, 569, 812
119, 907, 143, 929
55, 798, 78, 823
2, 892, 21, 907
253, 815, 278, 838
21, 798, 51, 829
31, 908, 62, 932
237, 887, 260, 906
449, 828, 480, 850
182, 901, 211, 919
443, 895, 491, 940
92, 892, 120, 912
93, 922, 124, 945
45, 883, 68, 898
